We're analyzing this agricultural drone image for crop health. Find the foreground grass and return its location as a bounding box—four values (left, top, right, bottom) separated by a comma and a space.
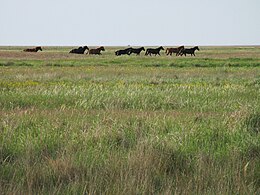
0, 47, 260, 194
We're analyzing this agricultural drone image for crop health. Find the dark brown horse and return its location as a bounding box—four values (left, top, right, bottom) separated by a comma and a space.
128, 47, 145, 55
115, 48, 132, 56
180, 46, 200, 56
88, 46, 105, 55
69, 46, 89, 54
145, 46, 164, 56
23, 46, 42, 52
165, 46, 184, 56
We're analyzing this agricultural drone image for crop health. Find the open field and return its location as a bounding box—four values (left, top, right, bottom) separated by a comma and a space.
0, 46, 260, 194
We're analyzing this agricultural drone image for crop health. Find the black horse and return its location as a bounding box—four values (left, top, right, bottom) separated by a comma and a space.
180, 46, 200, 56
115, 48, 132, 56
128, 47, 145, 55
69, 46, 89, 54
145, 46, 164, 56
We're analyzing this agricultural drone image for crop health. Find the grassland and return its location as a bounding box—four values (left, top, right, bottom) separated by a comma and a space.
0, 46, 260, 194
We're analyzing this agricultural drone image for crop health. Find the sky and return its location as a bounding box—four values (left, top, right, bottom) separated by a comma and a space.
0, 0, 260, 46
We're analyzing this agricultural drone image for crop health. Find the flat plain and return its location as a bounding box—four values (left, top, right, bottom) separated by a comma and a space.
0, 46, 260, 194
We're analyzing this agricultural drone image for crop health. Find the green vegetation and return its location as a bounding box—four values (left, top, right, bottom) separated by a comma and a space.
0, 46, 260, 194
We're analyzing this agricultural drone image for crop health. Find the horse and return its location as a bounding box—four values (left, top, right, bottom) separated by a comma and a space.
88, 46, 105, 55
145, 46, 164, 56
69, 46, 89, 54
165, 46, 184, 56
180, 46, 200, 56
23, 46, 42, 52
115, 48, 132, 56
128, 47, 145, 55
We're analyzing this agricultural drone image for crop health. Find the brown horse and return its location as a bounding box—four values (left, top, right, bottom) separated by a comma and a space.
165, 46, 184, 56
88, 46, 105, 55
23, 46, 42, 52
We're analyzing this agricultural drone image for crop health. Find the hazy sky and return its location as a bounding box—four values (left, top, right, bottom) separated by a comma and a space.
1, 0, 260, 46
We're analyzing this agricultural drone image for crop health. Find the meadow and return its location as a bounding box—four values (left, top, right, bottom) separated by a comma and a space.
0, 46, 260, 194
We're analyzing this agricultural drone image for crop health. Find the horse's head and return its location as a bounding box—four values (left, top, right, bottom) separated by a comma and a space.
141, 47, 145, 51
160, 46, 164, 50
195, 46, 200, 51
83, 46, 89, 50
100, 46, 105, 51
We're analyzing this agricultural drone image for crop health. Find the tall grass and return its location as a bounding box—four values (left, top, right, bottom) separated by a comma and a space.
0, 47, 260, 194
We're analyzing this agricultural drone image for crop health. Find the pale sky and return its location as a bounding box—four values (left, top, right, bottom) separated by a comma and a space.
0, 0, 260, 46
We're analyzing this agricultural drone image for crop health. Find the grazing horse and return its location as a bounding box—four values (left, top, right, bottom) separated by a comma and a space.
128, 47, 145, 55
165, 46, 184, 56
69, 46, 89, 54
23, 47, 42, 52
145, 46, 164, 56
88, 46, 105, 55
115, 48, 132, 56
180, 46, 200, 56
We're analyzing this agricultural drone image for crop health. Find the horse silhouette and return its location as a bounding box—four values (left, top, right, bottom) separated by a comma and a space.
88, 46, 105, 55
69, 46, 89, 54
23, 47, 42, 52
115, 48, 132, 56
145, 46, 164, 56
180, 46, 200, 56
128, 47, 145, 55
165, 46, 184, 56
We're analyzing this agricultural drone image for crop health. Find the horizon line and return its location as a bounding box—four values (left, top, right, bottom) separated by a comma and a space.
0, 44, 260, 47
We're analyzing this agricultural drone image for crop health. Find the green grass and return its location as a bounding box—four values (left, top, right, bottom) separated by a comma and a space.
1, 56, 260, 68
0, 46, 260, 194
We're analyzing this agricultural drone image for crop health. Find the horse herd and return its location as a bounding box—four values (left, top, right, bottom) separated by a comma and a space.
23, 45, 200, 56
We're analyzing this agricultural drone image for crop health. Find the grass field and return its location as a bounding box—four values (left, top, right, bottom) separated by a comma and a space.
0, 46, 260, 194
